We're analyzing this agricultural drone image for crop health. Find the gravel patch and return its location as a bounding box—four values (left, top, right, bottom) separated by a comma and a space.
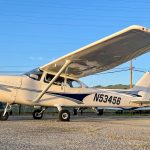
0, 116, 150, 150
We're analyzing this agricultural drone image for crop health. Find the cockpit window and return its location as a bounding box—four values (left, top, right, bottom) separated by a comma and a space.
45, 73, 64, 86
67, 79, 82, 88
25, 68, 43, 81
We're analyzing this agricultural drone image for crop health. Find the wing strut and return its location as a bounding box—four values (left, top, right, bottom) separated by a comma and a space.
33, 60, 71, 103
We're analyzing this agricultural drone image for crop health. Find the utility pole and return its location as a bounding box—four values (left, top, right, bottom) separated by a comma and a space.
130, 60, 133, 89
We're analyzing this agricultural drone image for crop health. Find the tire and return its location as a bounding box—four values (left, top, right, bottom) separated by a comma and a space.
97, 109, 104, 116
33, 109, 43, 120
0, 111, 9, 121
73, 109, 78, 115
59, 109, 70, 121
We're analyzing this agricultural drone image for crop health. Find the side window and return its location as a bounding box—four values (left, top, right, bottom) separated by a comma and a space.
72, 81, 81, 88
45, 74, 64, 86
45, 74, 54, 83
55, 77, 64, 86
67, 79, 81, 88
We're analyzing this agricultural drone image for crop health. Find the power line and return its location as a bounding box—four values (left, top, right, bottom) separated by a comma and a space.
94, 67, 148, 76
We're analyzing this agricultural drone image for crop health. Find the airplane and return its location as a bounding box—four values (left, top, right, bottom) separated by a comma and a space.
0, 25, 150, 121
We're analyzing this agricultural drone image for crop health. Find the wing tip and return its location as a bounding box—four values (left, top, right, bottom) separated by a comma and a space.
129, 25, 150, 32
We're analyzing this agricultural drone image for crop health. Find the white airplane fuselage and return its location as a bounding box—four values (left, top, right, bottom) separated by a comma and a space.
0, 74, 147, 109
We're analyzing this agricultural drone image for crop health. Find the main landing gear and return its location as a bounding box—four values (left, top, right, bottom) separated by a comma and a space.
32, 106, 70, 121
56, 105, 70, 121
58, 109, 70, 122
0, 103, 11, 121
32, 107, 46, 120
32, 108, 70, 121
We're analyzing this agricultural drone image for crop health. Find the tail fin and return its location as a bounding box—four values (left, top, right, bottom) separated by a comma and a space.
132, 72, 150, 100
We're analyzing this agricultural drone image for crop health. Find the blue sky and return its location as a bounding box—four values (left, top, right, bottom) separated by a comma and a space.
0, 0, 150, 86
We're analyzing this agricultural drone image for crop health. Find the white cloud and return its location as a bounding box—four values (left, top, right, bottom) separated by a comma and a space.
28, 56, 44, 61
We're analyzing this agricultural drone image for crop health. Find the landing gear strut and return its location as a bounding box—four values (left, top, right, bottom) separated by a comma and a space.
32, 107, 46, 120
0, 103, 11, 121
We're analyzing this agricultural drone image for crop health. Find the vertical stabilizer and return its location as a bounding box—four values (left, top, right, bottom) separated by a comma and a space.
133, 72, 150, 100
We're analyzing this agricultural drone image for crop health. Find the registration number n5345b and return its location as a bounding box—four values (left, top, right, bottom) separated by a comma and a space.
93, 93, 121, 105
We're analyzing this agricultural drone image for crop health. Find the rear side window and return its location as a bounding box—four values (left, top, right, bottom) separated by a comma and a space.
67, 79, 82, 88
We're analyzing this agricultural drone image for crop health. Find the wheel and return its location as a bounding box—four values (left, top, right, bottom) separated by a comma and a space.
0, 111, 9, 121
33, 109, 43, 120
97, 109, 104, 116
59, 109, 70, 121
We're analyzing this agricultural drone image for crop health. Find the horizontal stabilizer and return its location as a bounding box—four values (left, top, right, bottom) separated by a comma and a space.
131, 100, 150, 104
134, 107, 150, 110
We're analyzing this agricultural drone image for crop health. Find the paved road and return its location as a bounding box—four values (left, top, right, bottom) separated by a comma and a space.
0, 116, 150, 150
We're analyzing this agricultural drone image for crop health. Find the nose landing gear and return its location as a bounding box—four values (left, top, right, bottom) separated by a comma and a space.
0, 103, 12, 121
0, 111, 9, 121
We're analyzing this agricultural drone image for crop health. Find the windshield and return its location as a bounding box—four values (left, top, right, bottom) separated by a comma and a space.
25, 68, 43, 81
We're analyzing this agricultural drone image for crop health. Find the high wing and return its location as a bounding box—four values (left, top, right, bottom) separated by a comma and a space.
40, 25, 150, 78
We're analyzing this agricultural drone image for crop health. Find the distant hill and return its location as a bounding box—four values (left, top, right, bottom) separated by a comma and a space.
94, 84, 132, 89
